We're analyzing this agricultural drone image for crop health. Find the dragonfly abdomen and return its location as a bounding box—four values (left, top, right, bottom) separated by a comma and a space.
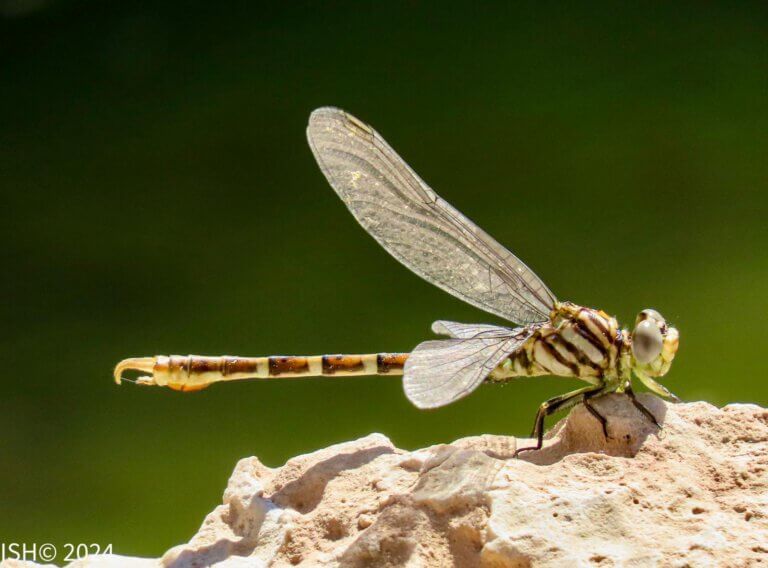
114, 353, 408, 391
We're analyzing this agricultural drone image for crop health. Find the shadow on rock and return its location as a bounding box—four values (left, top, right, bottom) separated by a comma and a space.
518, 393, 669, 466
270, 444, 394, 513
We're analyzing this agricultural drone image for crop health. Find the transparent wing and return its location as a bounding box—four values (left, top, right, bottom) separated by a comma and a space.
431, 320, 516, 340
307, 107, 556, 325
403, 326, 535, 409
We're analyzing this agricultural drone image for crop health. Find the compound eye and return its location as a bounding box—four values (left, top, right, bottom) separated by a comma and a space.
636, 308, 668, 334
636, 308, 663, 325
632, 319, 663, 364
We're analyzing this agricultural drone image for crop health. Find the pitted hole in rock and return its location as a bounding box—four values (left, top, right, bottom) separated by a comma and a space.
278, 530, 302, 566
339, 503, 422, 567
322, 516, 348, 541
447, 523, 484, 562
480, 547, 532, 568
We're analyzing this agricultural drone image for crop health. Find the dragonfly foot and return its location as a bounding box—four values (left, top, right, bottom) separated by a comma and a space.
513, 445, 539, 458
113, 357, 157, 385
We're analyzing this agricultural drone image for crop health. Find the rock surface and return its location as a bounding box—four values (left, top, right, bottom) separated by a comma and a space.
5, 394, 767, 567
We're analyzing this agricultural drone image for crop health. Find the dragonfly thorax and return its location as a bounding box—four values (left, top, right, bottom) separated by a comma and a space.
491, 303, 625, 386
490, 303, 679, 399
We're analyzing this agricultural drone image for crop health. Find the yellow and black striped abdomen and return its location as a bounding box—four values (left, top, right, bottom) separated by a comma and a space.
138, 353, 409, 391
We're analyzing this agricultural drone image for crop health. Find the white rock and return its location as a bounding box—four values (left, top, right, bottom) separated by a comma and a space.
5, 395, 767, 567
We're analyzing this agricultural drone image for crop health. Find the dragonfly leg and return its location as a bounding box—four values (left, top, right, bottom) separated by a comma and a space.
635, 372, 681, 402
514, 385, 604, 457
583, 390, 609, 439
625, 385, 661, 429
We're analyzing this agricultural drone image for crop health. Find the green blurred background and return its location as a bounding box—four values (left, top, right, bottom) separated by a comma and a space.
2, 0, 767, 558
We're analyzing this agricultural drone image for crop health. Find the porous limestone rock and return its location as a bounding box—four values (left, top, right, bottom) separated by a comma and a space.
5, 394, 767, 567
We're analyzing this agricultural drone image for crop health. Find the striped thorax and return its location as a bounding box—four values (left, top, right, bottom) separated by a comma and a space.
491, 302, 625, 386
491, 302, 679, 396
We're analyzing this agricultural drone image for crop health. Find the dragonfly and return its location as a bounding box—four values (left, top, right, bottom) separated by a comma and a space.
114, 107, 680, 454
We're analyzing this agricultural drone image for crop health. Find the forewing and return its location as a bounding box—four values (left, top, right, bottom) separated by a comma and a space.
307, 107, 556, 325
403, 326, 534, 409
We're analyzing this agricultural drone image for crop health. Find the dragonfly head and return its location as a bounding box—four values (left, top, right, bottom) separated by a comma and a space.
630, 309, 679, 378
